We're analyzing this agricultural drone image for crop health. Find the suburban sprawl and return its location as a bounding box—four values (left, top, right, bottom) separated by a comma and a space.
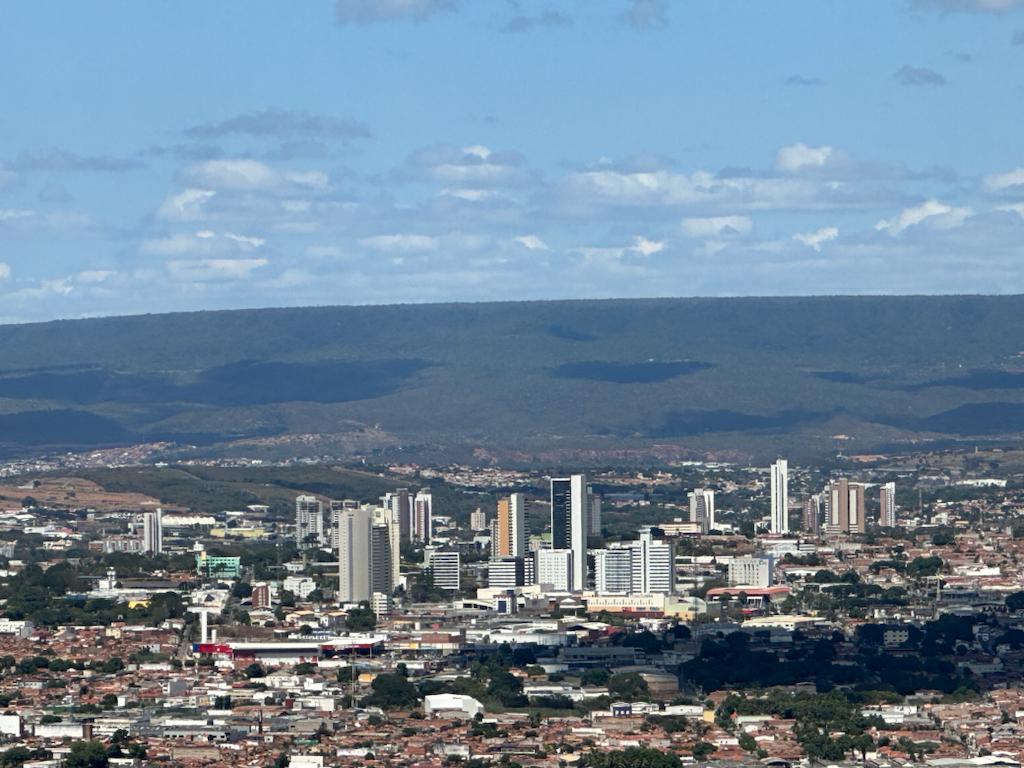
1, 448, 1024, 767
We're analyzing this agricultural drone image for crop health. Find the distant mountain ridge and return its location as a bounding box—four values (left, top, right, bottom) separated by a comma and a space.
1, 295, 1023, 461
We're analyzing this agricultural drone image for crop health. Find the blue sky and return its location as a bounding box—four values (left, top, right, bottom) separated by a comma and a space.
1, 0, 1024, 322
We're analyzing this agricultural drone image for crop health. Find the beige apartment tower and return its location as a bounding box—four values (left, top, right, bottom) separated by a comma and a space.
495, 492, 527, 559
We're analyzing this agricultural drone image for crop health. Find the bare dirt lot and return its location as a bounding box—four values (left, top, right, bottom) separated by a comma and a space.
0, 477, 162, 512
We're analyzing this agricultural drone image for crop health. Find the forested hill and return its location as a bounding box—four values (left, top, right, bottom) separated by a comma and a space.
0, 295, 1023, 461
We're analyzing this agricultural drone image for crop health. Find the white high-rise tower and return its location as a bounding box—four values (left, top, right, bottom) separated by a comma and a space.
879, 482, 897, 528
337, 506, 373, 604
295, 495, 324, 549
688, 489, 715, 533
413, 489, 433, 543
770, 459, 789, 534
142, 508, 163, 555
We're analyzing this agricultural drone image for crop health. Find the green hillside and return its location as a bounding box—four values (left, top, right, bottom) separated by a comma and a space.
1, 296, 1023, 461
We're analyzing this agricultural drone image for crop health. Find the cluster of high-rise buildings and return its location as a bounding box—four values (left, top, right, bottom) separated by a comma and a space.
296, 489, 434, 552
293, 490, 436, 613
802, 479, 898, 534
309, 464, 900, 610
767, 459, 898, 535
481, 474, 674, 597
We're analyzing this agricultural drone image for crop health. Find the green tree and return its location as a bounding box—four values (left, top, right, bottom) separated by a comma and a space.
608, 672, 650, 701
692, 743, 718, 762
1006, 592, 1024, 612
64, 741, 108, 768
580, 668, 610, 687
346, 602, 377, 632
365, 672, 419, 710
232, 581, 253, 599
99, 657, 124, 674
580, 747, 682, 768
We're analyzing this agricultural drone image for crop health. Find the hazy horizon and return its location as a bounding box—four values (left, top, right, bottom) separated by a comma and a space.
6, 290, 1024, 327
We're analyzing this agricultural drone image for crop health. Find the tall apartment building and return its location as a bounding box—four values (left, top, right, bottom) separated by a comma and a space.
337, 506, 373, 604
329, 499, 359, 550
803, 494, 821, 534
382, 489, 412, 541
770, 459, 789, 534
594, 547, 633, 594
495, 493, 527, 558
251, 582, 271, 609
142, 508, 163, 555
425, 548, 460, 591
413, 489, 433, 543
370, 525, 395, 598
728, 555, 774, 588
535, 548, 574, 592
826, 478, 848, 533
880, 482, 897, 528
825, 479, 866, 534
631, 526, 673, 594
295, 495, 324, 549
470, 508, 488, 531
377, 504, 402, 590
588, 487, 602, 535
488, 557, 526, 589
688, 488, 715, 533
593, 527, 673, 595
550, 474, 590, 591
848, 482, 866, 534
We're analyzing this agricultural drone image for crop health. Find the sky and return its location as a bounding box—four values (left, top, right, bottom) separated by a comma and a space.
1, 0, 1024, 322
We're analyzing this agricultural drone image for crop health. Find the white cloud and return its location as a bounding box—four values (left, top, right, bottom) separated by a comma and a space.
794, 226, 839, 252
875, 199, 973, 235
182, 159, 327, 191
513, 235, 550, 251
281, 199, 312, 213
680, 215, 752, 238
223, 232, 266, 250
912, 0, 1024, 12
440, 188, 505, 202
306, 244, 345, 259
359, 234, 439, 252
621, 0, 670, 29
142, 234, 204, 256
266, 268, 316, 288
142, 230, 265, 255
573, 236, 665, 262
76, 270, 115, 283
631, 236, 665, 256
0, 263, 11, 281
284, 170, 328, 189
0, 208, 35, 222
158, 188, 216, 221
405, 144, 529, 187
562, 167, 832, 211
985, 167, 1024, 191
185, 159, 277, 190
775, 143, 834, 174
335, 0, 457, 25
166, 258, 268, 282
997, 203, 1024, 219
